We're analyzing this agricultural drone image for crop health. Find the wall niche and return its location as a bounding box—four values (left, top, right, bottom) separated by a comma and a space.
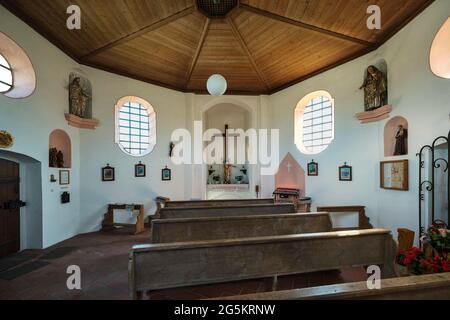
65, 72, 99, 130
356, 59, 391, 124
49, 129, 71, 168
384, 116, 408, 157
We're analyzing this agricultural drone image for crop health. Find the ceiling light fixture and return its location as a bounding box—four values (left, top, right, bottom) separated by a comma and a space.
430, 17, 450, 79
207, 74, 227, 96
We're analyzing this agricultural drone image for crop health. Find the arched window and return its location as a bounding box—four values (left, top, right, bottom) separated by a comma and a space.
295, 90, 334, 155
0, 32, 36, 98
0, 54, 13, 93
115, 96, 156, 157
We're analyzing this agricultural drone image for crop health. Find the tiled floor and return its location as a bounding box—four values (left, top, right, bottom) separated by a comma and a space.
0, 228, 368, 300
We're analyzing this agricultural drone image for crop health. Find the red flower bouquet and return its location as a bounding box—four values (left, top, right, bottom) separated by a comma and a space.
396, 221, 450, 275
396, 247, 427, 275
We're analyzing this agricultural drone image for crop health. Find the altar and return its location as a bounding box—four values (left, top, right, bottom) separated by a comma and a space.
207, 183, 253, 200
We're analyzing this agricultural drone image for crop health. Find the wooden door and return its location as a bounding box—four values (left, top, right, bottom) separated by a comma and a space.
0, 159, 20, 258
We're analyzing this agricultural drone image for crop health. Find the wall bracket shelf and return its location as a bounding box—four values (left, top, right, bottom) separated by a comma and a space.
65, 113, 99, 130
355, 105, 392, 124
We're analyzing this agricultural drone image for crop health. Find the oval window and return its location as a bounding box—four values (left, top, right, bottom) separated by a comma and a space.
0, 32, 36, 98
295, 91, 335, 155
115, 96, 156, 157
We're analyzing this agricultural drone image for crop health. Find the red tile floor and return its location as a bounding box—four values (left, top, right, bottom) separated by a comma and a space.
0, 228, 368, 300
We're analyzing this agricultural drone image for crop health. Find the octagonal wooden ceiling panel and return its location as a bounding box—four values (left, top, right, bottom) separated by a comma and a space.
1, 0, 434, 94
187, 19, 267, 94
231, 9, 368, 90
86, 12, 207, 90
240, 0, 433, 43
1, 0, 195, 57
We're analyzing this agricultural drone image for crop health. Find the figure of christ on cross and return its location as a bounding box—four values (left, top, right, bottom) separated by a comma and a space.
212, 124, 239, 184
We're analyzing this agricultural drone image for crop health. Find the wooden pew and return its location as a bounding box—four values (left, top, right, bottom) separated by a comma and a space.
154, 197, 276, 219
316, 205, 373, 230
129, 229, 396, 299
164, 198, 275, 208
151, 213, 332, 243
157, 203, 295, 219
217, 273, 450, 300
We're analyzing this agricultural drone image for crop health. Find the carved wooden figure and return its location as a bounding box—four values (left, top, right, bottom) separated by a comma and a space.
394, 125, 408, 156
56, 150, 64, 168
69, 77, 90, 118
49, 147, 58, 167
360, 65, 388, 111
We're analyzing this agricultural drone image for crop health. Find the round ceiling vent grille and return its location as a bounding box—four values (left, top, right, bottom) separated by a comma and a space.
197, 0, 238, 18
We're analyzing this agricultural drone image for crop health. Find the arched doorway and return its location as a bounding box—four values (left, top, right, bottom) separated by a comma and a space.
0, 150, 43, 257
203, 102, 255, 199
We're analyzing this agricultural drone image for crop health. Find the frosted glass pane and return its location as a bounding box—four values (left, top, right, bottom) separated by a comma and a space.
0, 82, 11, 93
300, 95, 334, 155
0, 54, 10, 68
0, 66, 13, 85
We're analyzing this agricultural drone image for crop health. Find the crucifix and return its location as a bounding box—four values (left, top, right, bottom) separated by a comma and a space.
212, 124, 239, 184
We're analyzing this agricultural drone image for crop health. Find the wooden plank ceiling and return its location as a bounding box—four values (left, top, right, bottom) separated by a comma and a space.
1, 0, 434, 95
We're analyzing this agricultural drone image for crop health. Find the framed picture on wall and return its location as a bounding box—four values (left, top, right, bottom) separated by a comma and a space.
135, 162, 146, 178
307, 160, 318, 176
380, 160, 409, 191
162, 166, 171, 181
339, 163, 352, 181
102, 164, 115, 182
59, 170, 70, 185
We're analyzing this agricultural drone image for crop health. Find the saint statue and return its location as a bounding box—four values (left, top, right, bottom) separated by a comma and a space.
69, 77, 90, 118
394, 125, 408, 156
56, 150, 65, 168
49, 147, 58, 168
360, 65, 388, 111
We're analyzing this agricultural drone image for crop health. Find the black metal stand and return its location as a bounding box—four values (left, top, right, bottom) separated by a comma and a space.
416, 132, 450, 244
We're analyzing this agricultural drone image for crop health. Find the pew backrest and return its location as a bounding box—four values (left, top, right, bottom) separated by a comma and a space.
216, 273, 450, 300
151, 212, 333, 243
158, 203, 296, 219
164, 198, 275, 208
129, 229, 396, 299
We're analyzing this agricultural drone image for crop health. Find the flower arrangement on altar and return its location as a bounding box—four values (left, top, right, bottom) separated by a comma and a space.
396, 221, 450, 275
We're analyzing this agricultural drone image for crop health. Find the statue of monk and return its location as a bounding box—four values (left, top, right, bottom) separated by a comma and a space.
394, 125, 408, 156
360, 65, 388, 111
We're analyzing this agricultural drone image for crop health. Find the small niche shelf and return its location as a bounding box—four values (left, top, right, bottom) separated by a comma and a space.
384, 116, 409, 157
356, 105, 392, 124
65, 113, 99, 130
49, 129, 72, 168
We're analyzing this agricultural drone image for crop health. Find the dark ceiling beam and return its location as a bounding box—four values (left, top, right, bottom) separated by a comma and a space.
81, 6, 196, 60
227, 17, 270, 91
185, 18, 211, 89
240, 4, 375, 48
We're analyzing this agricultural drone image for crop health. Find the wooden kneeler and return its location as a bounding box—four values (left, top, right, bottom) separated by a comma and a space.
102, 204, 145, 235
